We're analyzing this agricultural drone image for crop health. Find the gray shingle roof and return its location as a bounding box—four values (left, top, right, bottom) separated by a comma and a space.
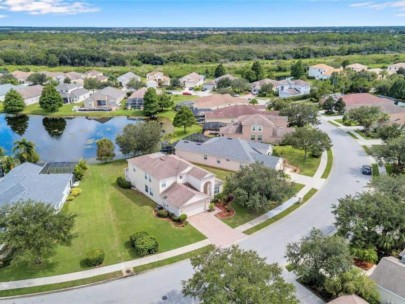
99, 87, 125, 100
175, 137, 281, 169
0, 84, 18, 96
370, 256, 405, 298
0, 163, 72, 209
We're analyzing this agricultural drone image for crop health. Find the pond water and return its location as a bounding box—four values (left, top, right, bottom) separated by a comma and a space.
0, 114, 142, 162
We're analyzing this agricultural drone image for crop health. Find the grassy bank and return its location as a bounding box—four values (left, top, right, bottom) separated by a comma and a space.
321, 149, 334, 179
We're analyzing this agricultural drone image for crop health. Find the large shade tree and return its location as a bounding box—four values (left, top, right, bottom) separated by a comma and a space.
173, 106, 196, 133
346, 106, 388, 134
0, 200, 76, 264
3, 89, 25, 113
183, 245, 298, 304
39, 84, 63, 112
372, 135, 405, 173
280, 103, 320, 127
116, 121, 161, 156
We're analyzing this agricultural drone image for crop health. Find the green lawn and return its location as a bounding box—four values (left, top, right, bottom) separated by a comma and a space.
222, 183, 305, 228
348, 132, 359, 140
335, 119, 359, 126
354, 130, 380, 140
328, 120, 340, 127
385, 164, 393, 175
372, 163, 380, 179
321, 149, 334, 179
0, 161, 204, 282
273, 146, 322, 177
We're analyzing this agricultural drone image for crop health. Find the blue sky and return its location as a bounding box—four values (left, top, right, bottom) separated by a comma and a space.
0, 0, 404, 27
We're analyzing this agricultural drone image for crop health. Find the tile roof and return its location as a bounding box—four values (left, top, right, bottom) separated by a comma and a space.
0, 163, 72, 209
161, 183, 207, 208
180, 72, 204, 83
194, 94, 249, 109
327, 295, 368, 304
370, 256, 405, 298
341, 93, 392, 107
205, 105, 267, 120
238, 114, 289, 128
175, 137, 281, 169
310, 64, 334, 70
129, 87, 147, 99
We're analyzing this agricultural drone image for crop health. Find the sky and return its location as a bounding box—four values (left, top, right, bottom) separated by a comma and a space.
0, 0, 404, 27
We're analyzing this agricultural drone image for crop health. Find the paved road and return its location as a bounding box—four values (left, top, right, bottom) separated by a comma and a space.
1, 121, 371, 304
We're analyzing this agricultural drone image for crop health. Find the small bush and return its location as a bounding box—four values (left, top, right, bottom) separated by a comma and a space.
209, 203, 215, 211
116, 177, 131, 189
130, 231, 149, 247
85, 248, 105, 267
179, 214, 187, 223
70, 188, 81, 197
66, 195, 75, 201
172, 216, 180, 222
134, 235, 159, 256
157, 209, 169, 218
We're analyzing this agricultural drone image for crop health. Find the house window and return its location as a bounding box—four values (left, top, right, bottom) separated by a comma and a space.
204, 155, 207, 160
149, 177, 152, 182
214, 185, 220, 194
258, 135, 263, 141
144, 185, 148, 193
179, 175, 183, 180
150, 189, 153, 196
251, 135, 256, 141
144, 173, 147, 180
217, 159, 221, 164
257, 125, 263, 132
161, 181, 166, 188
251, 125, 256, 132
133, 167, 136, 172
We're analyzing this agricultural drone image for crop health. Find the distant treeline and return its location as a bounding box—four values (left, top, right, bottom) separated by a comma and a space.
0, 30, 405, 67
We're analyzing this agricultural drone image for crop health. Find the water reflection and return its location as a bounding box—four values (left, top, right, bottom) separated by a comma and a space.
42, 117, 67, 138
0, 114, 140, 162
5, 115, 29, 136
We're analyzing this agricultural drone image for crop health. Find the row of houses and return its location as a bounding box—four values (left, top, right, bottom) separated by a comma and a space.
251, 78, 311, 98
308, 62, 405, 80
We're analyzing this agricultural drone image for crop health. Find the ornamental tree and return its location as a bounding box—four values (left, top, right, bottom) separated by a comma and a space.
3, 89, 25, 113
96, 138, 116, 163
173, 106, 196, 133
39, 84, 63, 112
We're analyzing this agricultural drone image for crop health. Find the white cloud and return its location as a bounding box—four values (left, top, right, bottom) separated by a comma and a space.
0, 14, 7, 18
351, 1, 405, 11
396, 13, 405, 16
0, 0, 99, 15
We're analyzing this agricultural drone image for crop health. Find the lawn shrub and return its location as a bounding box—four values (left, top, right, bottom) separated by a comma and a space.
70, 188, 81, 197
116, 177, 131, 189
179, 214, 187, 223
85, 248, 105, 267
209, 203, 215, 211
134, 235, 159, 256
66, 196, 75, 201
157, 209, 169, 218
129, 231, 149, 247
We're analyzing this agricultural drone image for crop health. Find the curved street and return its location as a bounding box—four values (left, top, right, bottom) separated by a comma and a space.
0, 120, 372, 304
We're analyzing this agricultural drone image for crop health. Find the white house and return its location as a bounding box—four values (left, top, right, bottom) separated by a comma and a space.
179, 72, 205, 88
56, 84, 90, 104
117, 72, 141, 89
251, 79, 280, 95
308, 64, 342, 80
278, 79, 311, 98
388, 63, 405, 75
16, 85, 43, 105
126, 153, 221, 217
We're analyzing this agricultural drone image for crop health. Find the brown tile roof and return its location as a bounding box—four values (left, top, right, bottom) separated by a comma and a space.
327, 295, 368, 304
194, 94, 248, 109
129, 87, 147, 99
238, 114, 289, 128
204, 104, 269, 120
341, 93, 391, 107
370, 256, 405, 298
161, 183, 207, 208
310, 63, 334, 70
180, 72, 204, 83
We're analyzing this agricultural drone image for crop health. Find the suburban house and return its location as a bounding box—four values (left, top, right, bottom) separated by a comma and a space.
11, 71, 33, 84
146, 80, 158, 88
203, 80, 216, 91
127, 87, 147, 110
327, 295, 368, 304
84, 70, 103, 79
126, 152, 222, 217
117, 72, 141, 89
346, 63, 368, 72
193, 94, 249, 110
175, 137, 284, 172
388, 63, 405, 75
146, 71, 171, 87
251, 79, 280, 95
0, 162, 73, 211
16, 85, 43, 105
42, 71, 65, 83
205, 105, 271, 123
0, 84, 20, 101
56, 83, 90, 104
308, 64, 342, 80
215, 74, 236, 84
370, 255, 405, 304
83, 86, 126, 110
277, 79, 311, 98
179, 72, 205, 88
64, 71, 84, 85
219, 114, 293, 144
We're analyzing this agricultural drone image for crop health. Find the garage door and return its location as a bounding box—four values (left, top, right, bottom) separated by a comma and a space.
182, 202, 207, 217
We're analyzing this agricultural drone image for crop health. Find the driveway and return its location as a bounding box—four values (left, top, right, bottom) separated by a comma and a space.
188, 211, 246, 247
2, 120, 371, 304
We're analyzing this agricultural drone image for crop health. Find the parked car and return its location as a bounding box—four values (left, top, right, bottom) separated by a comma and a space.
361, 165, 372, 175
189, 87, 194, 91
182, 92, 192, 95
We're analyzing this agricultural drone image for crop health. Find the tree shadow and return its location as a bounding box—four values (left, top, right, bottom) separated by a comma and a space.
124, 240, 138, 259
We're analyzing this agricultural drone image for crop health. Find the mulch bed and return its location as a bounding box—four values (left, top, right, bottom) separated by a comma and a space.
353, 258, 374, 271
215, 203, 235, 219
153, 210, 187, 228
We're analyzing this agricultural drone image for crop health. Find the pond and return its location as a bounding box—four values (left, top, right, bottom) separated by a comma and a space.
0, 114, 142, 162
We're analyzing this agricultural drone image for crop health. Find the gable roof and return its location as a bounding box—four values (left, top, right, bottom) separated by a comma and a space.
180, 72, 204, 83
310, 64, 335, 70
194, 94, 248, 109
70, 88, 89, 98
346, 63, 368, 70
128, 152, 213, 180
0, 163, 72, 209
117, 72, 140, 83
56, 83, 81, 92
99, 87, 125, 100
11, 71, 32, 81
370, 256, 405, 298
340, 93, 392, 107
327, 295, 368, 304
16, 85, 43, 99
129, 87, 147, 99
389, 62, 405, 69
175, 137, 281, 169
65, 71, 83, 80
238, 114, 289, 128
205, 105, 268, 120
161, 183, 208, 208
0, 84, 19, 96
251, 78, 280, 87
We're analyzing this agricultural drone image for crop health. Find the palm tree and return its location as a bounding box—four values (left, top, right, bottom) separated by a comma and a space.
12, 138, 39, 163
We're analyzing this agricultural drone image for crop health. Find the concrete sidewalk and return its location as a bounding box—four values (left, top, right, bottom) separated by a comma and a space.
0, 240, 211, 291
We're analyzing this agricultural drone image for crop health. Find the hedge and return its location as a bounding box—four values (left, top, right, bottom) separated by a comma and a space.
85, 248, 105, 267
134, 235, 159, 257
116, 177, 131, 189
129, 231, 149, 247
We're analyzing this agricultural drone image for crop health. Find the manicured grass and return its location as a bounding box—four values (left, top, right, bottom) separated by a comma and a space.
362, 145, 373, 156
273, 145, 321, 177
0, 161, 204, 282
285, 264, 296, 272
372, 163, 380, 179
196, 164, 234, 182
244, 188, 317, 235
348, 132, 359, 140
354, 130, 380, 140
223, 183, 305, 229
335, 119, 359, 126
328, 120, 340, 127
385, 164, 393, 175
321, 149, 334, 179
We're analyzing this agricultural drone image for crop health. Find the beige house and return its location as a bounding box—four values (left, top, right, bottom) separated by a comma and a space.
251, 79, 280, 95
193, 94, 249, 110
346, 63, 368, 72
205, 104, 269, 123
175, 137, 283, 172
180, 72, 205, 88
126, 153, 221, 217
83, 86, 125, 110
219, 114, 293, 144
388, 63, 405, 75
16, 85, 43, 105
308, 64, 342, 80
146, 71, 170, 87
11, 71, 33, 84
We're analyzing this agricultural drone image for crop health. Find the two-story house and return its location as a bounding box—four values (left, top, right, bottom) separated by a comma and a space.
126, 153, 221, 217
388, 62, 405, 75
308, 64, 342, 80
179, 72, 205, 88
56, 83, 90, 104
219, 114, 293, 144
146, 71, 171, 87
278, 79, 311, 98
